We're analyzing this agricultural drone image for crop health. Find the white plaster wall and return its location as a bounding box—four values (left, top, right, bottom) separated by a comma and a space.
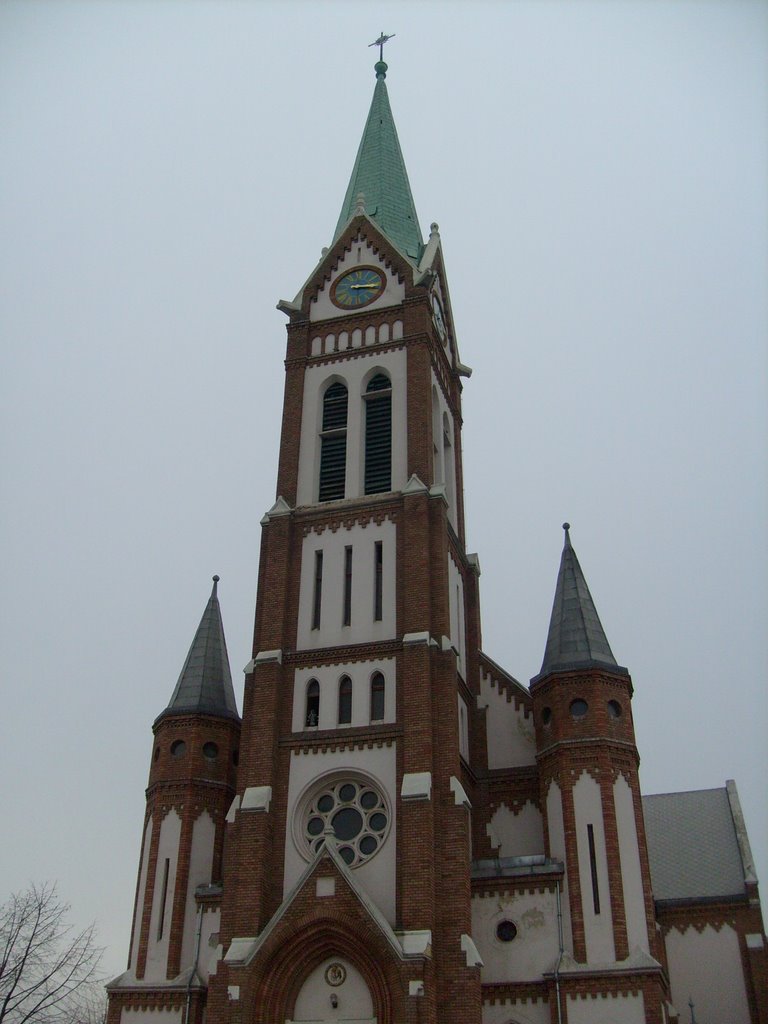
481, 997, 550, 1024
179, 811, 216, 970
479, 671, 536, 769
486, 801, 544, 859
448, 553, 466, 679
292, 658, 396, 732
296, 349, 407, 506
613, 774, 649, 954
572, 772, 615, 964
310, 241, 405, 322
290, 956, 374, 1022
545, 781, 573, 950
284, 745, 397, 924
145, 809, 181, 981
198, 906, 221, 983
128, 816, 152, 973
472, 889, 559, 983
566, 991, 646, 1024
296, 519, 397, 650
665, 923, 751, 1024
122, 1010, 182, 1023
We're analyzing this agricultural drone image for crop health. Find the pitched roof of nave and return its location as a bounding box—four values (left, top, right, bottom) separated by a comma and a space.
159, 575, 239, 722
333, 60, 423, 262
537, 523, 628, 679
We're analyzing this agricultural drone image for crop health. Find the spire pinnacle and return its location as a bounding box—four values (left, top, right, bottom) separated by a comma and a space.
157, 577, 239, 723
333, 48, 423, 261
536, 524, 627, 680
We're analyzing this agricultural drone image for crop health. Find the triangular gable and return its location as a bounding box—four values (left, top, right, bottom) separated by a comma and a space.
224, 834, 428, 967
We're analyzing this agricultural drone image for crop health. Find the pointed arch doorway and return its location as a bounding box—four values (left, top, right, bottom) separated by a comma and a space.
286, 956, 376, 1023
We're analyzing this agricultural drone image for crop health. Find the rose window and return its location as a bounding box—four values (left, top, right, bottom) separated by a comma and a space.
303, 779, 390, 867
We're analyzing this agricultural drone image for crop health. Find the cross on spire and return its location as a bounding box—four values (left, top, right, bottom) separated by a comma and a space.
369, 31, 395, 62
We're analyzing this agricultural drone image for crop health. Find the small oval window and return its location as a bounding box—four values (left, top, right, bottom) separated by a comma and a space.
607, 700, 622, 719
170, 739, 186, 758
570, 699, 588, 719
541, 707, 552, 726
203, 741, 219, 760
496, 920, 518, 942
154, 746, 160, 762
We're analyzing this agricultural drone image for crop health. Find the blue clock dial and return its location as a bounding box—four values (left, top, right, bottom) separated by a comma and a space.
331, 266, 385, 309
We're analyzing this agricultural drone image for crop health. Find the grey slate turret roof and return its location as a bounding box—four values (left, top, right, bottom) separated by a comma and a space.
157, 576, 239, 723
537, 524, 627, 679
333, 60, 423, 261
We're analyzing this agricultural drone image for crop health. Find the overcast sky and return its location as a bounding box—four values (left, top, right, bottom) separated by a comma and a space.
1, 0, 766, 980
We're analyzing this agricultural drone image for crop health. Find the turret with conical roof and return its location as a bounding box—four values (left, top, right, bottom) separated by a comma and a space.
531, 525, 660, 971
119, 577, 241, 991
333, 60, 423, 261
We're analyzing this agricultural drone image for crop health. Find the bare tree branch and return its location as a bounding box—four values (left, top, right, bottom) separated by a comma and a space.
0, 884, 104, 1024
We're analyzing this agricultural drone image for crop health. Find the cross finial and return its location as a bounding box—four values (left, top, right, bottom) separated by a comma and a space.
369, 31, 395, 63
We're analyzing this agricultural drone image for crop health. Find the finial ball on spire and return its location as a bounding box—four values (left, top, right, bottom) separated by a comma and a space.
213, 574, 220, 582
562, 523, 570, 532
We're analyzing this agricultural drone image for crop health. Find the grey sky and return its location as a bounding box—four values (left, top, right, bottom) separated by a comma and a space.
1, 1, 766, 979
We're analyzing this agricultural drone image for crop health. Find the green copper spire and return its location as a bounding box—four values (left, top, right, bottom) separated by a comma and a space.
333, 60, 423, 261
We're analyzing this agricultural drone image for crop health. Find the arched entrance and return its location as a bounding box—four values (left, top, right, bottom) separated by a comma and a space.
287, 955, 376, 1023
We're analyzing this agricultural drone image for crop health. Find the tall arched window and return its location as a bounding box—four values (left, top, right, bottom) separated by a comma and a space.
364, 374, 392, 495
370, 672, 385, 722
305, 680, 320, 728
338, 675, 352, 725
443, 411, 455, 515
319, 382, 348, 501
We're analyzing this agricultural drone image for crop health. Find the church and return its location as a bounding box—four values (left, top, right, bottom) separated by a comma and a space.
106, 54, 767, 1024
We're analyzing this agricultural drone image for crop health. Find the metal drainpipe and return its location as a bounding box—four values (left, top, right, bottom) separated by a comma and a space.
184, 902, 204, 1024
554, 880, 564, 1024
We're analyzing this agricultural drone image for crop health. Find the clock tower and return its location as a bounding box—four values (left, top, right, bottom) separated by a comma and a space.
204, 55, 479, 1024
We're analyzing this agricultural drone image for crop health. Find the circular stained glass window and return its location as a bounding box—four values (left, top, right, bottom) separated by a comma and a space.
302, 778, 390, 868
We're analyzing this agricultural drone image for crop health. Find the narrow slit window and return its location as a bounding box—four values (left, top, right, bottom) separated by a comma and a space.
374, 541, 383, 622
157, 858, 170, 940
587, 824, 601, 914
312, 551, 323, 630
370, 672, 385, 721
364, 374, 392, 494
343, 545, 352, 627
305, 679, 320, 728
338, 675, 352, 725
319, 382, 348, 501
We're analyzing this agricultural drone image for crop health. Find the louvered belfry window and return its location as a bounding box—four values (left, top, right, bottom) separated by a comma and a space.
319, 382, 348, 501
364, 374, 392, 495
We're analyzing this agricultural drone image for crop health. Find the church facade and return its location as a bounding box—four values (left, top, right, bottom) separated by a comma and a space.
106, 59, 767, 1024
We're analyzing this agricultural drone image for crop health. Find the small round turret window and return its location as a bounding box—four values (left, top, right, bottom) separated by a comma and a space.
570, 698, 588, 719
170, 739, 186, 758
203, 741, 219, 760
607, 699, 622, 719
302, 778, 390, 867
541, 707, 552, 726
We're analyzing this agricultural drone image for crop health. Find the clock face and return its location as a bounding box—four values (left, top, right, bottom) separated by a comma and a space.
331, 266, 385, 309
431, 294, 446, 339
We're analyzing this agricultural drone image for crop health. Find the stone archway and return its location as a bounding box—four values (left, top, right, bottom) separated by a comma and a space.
287, 955, 375, 1023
